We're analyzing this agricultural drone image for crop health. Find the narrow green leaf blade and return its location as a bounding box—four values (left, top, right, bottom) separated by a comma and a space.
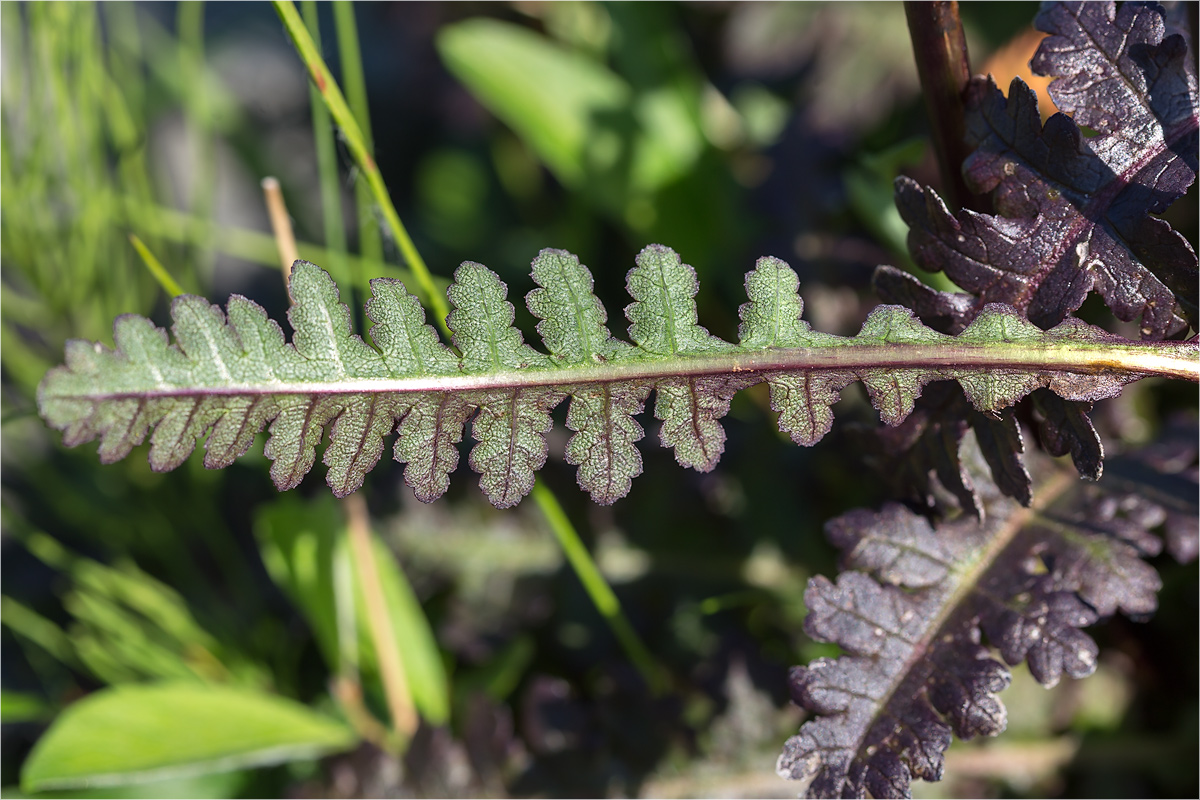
254, 495, 449, 726
21, 683, 356, 791
356, 536, 451, 726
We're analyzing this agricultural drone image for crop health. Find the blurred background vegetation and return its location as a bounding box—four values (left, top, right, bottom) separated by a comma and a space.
1, 2, 1195, 798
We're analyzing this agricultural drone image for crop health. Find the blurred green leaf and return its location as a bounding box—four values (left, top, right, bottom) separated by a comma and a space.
437, 17, 705, 201
843, 137, 966, 294
15, 534, 256, 687
844, 136, 927, 264
255, 496, 450, 726
437, 18, 628, 187
20, 683, 355, 792
0, 597, 75, 668
2, 769, 247, 799
356, 533, 451, 727
255, 496, 344, 673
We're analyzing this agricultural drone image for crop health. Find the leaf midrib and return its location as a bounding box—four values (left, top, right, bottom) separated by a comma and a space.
51, 337, 1198, 402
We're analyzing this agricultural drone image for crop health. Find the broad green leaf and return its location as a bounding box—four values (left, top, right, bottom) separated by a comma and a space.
3, 769, 248, 798
436, 19, 705, 198
38, 249, 1198, 508
254, 496, 344, 673
20, 683, 355, 791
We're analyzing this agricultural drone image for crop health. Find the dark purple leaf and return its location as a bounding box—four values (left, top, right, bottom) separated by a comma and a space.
856, 382, 1032, 514
897, 0, 1197, 338
779, 422, 1197, 798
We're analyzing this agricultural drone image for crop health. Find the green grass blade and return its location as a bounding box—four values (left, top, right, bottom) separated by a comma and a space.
332, 2, 383, 277
531, 482, 667, 695
301, 1, 351, 301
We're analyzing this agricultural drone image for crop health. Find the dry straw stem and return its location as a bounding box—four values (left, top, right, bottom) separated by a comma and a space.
261, 176, 419, 745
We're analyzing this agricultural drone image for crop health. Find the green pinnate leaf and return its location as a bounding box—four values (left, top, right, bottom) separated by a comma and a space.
654, 376, 752, 472
738, 256, 835, 350
395, 393, 473, 503
266, 396, 342, 491
325, 394, 408, 497
36, 248, 1197, 508
447, 262, 557, 505
285, 263, 389, 381
362, 275, 463, 500
470, 388, 565, 508
769, 373, 856, 447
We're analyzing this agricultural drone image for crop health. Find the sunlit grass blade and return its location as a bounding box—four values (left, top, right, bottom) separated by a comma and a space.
129, 234, 184, 299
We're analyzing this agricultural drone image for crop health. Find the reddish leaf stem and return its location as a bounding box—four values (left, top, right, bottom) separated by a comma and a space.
905, 1, 986, 213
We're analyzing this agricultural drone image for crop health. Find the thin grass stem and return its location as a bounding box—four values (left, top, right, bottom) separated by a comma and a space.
129, 235, 184, 299
531, 482, 667, 695
272, 0, 447, 328
332, 2, 381, 290
301, 1, 354, 317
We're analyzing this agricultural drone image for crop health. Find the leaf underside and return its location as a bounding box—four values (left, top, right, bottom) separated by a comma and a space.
37, 246, 1185, 508
777, 424, 1199, 798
